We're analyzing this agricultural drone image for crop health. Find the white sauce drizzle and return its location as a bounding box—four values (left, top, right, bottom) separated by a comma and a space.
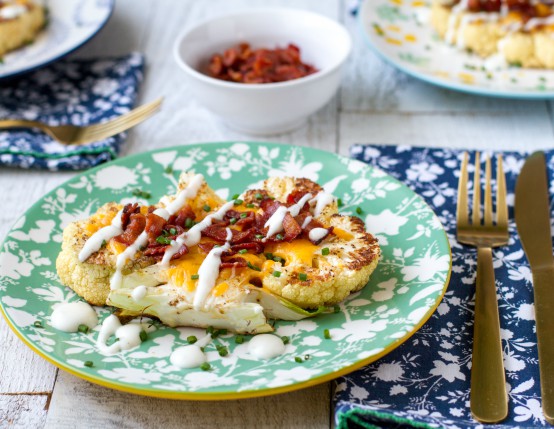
524, 14, 554, 31
51, 302, 98, 333
192, 228, 232, 310
264, 193, 313, 239
301, 215, 313, 229
131, 285, 147, 301
445, 0, 469, 44
248, 334, 286, 360
78, 210, 123, 262
170, 345, 206, 368
308, 227, 329, 243
160, 201, 235, 266
0, 4, 27, 20
96, 314, 154, 355
310, 191, 335, 218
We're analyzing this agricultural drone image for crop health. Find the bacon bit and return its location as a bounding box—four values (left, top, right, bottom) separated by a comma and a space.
220, 258, 248, 270
302, 217, 334, 244
121, 203, 140, 229
286, 190, 310, 205
282, 213, 302, 241
114, 213, 146, 245
208, 43, 318, 84
144, 243, 188, 261
198, 242, 215, 254
168, 205, 195, 228
236, 211, 255, 228
145, 213, 166, 245
231, 242, 264, 254
260, 198, 281, 215
230, 229, 257, 244
202, 225, 230, 242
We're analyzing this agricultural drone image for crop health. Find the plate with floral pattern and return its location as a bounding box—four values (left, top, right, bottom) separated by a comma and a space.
359, 0, 554, 99
0, 0, 114, 80
0, 142, 451, 399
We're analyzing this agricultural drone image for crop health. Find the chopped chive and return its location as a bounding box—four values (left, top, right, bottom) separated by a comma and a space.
187, 335, 197, 344
281, 336, 290, 345
203, 205, 211, 212
164, 166, 173, 174
275, 233, 284, 240
255, 193, 263, 200
246, 203, 255, 208
101, 240, 107, 247
139, 330, 148, 342
232, 193, 240, 200
333, 305, 340, 314
356, 207, 363, 215
337, 198, 343, 207
217, 345, 229, 357
84, 361, 94, 368
240, 213, 248, 219
295, 357, 303, 363
132, 189, 151, 199
33, 321, 43, 328
206, 326, 215, 334
200, 362, 211, 371
323, 329, 331, 339
255, 234, 264, 239
191, 274, 199, 280
219, 329, 228, 335
298, 273, 308, 281
162, 229, 169, 236
78, 324, 89, 334
185, 218, 193, 228
229, 217, 237, 225
169, 228, 177, 235
234, 199, 243, 206
304, 354, 311, 360
247, 262, 261, 272
235, 335, 244, 344
322, 247, 330, 256
156, 235, 172, 245
238, 249, 248, 254
273, 270, 281, 278
273, 256, 285, 264
264, 252, 274, 260
211, 329, 222, 338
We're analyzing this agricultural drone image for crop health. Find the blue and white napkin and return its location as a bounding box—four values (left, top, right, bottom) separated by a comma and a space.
0, 53, 144, 170
335, 144, 552, 428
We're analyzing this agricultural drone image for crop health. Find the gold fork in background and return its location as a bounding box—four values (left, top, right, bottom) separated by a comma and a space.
0, 97, 163, 145
457, 152, 509, 424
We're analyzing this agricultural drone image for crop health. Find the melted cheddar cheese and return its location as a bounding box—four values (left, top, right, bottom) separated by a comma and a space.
265, 239, 319, 266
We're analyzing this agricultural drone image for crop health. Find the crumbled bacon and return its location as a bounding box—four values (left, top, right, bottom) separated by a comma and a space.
220, 257, 248, 270
202, 225, 231, 242
282, 212, 302, 241
286, 190, 310, 206
145, 213, 166, 245
114, 213, 146, 245
301, 217, 334, 244
144, 243, 188, 261
232, 242, 264, 254
168, 205, 196, 228
121, 203, 140, 229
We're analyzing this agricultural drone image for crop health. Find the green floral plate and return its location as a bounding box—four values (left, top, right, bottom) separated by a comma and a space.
0, 142, 451, 399
360, 0, 554, 98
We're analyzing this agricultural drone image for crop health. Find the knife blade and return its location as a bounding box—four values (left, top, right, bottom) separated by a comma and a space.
515, 151, 554, 425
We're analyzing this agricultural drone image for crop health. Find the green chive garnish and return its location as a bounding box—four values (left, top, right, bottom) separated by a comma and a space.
323, 329, 331, 339
356, 207, 362, 215
238, 249, 248, 254
132, 189, 151, 199
139, 330, 148, 342
265, 252, 274, 260
169, 228, 177, 235
334, 305, 340, 314
232, 193, 239, 200
337, 198, 343, 207
185, 218, 193, 228
255, 234, 264, 239
273, 271, 281, 278
246, 203, 255, 208
273, 256, 285, 264
200, 362, 211, 371
240, 213, 248, 218
229, 217, 237, 225
219, 329, 228, 335
281, 336, 290, 345
275, 234, 284, 240
78, 324, 89, 334
298, 273, 308, 281
206, 326, 215, 334
203, 205, 211, 212
156, 236, 172, 245
164, 166, 173, 174
217, 345, 229, 357
322, 248, 330, 256
191, 274, 199, 280
255, 193, 263, 200
187, 335, 197, 344
33, 321, 42, 328
101, 240, 107, 247
234, 199, 243, 206
235, 335, 244, 344
84, 361, 94, 368
304, 354, 311, 360
295, 357, 303, 363
247, 262, 261, 272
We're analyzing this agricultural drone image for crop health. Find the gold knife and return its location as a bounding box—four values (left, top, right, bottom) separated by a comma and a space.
515, 151, 554, 425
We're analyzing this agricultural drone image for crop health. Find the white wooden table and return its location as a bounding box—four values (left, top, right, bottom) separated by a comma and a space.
1, 0, 553, 427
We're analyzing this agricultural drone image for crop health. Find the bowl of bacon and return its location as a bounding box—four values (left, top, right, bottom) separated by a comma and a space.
173, 8, 352, 135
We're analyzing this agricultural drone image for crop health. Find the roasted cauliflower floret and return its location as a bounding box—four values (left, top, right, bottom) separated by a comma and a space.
0, 1, 45, 57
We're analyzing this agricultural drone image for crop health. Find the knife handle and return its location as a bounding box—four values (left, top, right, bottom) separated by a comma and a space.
532, 266, 554, 425
470, 247, 508, 423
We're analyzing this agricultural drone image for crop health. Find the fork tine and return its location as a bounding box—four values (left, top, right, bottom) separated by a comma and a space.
496, 154, 508, 228
457, 152, 469, 226
472, 152, 481, 225
484, 155, 493, 226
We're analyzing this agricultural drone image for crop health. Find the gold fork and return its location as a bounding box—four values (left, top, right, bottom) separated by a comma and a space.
457, 152, 509, 424
0, 97, 163, 145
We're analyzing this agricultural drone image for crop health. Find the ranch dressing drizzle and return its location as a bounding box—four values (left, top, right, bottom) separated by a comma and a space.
0, 4, 27, 20
301, 215, 313, 229
169, 333, 212, 368
445, 0, 469, 44
248, 334, 286, 360
50, 301, 98, 332
264, 193, 313, 239
110, 175, 205, 289
160, 201, 235, 267
524, 14, 554, 31
308, 227, 329, 243
131, 285, 147, 301
78, 210, 124, 262
192, 228, 232, 310
96, 314, 154, 355
310, 191, 335, 218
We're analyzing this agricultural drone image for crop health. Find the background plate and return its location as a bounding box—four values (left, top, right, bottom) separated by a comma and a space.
359, 0, 554, 99
0, 142, 451, 399
0, 0, 114, 80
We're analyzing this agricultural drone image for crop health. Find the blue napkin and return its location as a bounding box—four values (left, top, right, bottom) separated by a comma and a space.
0, 53, 144, 170
335, 144, 552, 428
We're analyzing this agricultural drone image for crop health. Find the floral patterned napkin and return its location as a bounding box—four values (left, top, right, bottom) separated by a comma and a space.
335, 144, 550, 428
0, 53, 144, 170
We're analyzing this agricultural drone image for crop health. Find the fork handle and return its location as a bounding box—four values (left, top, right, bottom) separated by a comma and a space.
470, 247, 508, 423
0, 119, 48, 131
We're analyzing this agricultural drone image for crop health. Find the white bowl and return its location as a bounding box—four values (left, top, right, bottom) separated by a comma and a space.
173, 8, 352, 135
